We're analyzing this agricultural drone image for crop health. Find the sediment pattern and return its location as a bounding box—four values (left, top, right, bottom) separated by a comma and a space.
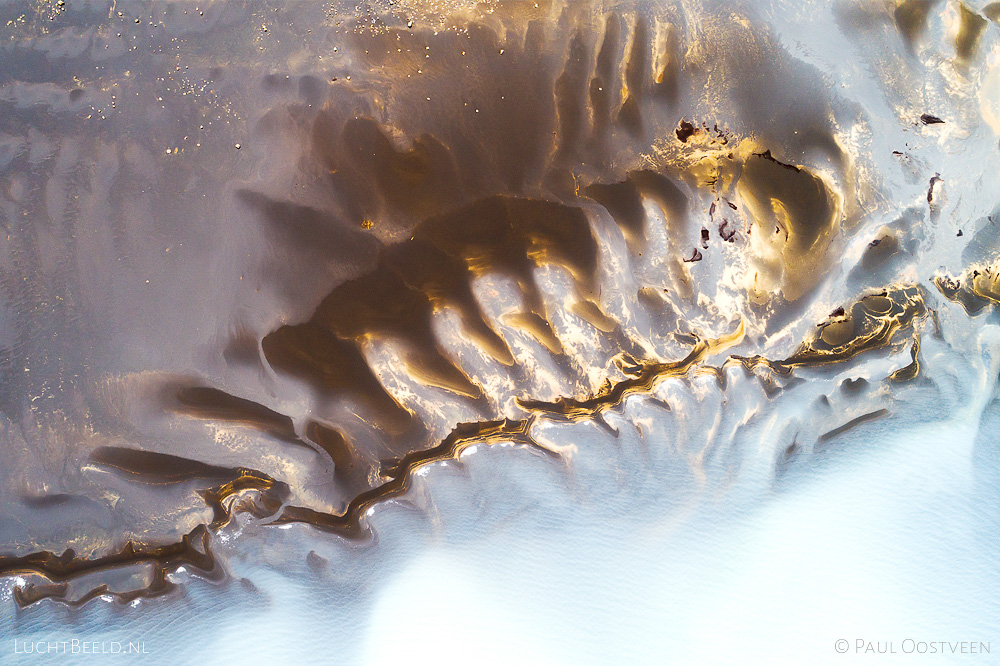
1, 0, 996, 606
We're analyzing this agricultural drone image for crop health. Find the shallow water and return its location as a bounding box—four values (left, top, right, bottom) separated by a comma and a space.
2, 0, 1000, 663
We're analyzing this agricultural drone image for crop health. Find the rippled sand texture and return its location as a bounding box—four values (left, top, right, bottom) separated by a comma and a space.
2, 0, 1000, 660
